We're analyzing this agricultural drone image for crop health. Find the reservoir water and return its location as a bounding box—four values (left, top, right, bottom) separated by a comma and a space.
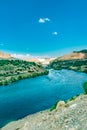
0, 69, 87, 128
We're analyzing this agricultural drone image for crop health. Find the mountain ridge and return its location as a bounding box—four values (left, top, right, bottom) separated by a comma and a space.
50, 49, 87, 73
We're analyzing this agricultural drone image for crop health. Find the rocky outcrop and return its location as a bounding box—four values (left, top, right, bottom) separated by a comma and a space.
56, 101, 66, 109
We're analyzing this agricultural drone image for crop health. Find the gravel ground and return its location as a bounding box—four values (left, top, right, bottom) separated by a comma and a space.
1, 94, 87, 130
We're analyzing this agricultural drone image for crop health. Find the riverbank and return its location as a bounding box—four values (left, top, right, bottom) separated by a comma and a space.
0, 59, 48, 86
0, 69, 86, 128
50, 59, 87, 73
1, 94, 87, 130
49, 50, 87, 73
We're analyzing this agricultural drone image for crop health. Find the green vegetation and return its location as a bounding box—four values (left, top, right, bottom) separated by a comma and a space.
68, 96, 76, 101
0, 59, 49, 86
83, 82, 87, 94
16, 128, 20, 130
65, 94, 80, 103
50, 82, 87, 112
50, 101, 59, 111
50, 94, 80, 111
50, 59, 87, 73
75, 49, 87, 54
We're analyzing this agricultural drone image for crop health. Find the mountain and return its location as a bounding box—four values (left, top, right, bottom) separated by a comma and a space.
73, 49, 87, 59
50, 49, 87, 73
0, 52, 11, 59
0, 51, 54, 65
56, 49, 87, 61
11, 54, 54, 65
74, 49, 87, 54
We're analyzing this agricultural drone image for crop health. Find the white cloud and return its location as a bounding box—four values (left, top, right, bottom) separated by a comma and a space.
39, 18, 45, 23
45, 18, 50, 22
38, 18, 50, 23
11, 53, 34, 60
52, 32, 58, 35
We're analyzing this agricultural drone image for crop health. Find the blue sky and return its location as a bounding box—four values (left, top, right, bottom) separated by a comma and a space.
0, 0, 87, 56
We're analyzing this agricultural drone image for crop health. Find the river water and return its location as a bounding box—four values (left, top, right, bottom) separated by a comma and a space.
0, 69, 87, 128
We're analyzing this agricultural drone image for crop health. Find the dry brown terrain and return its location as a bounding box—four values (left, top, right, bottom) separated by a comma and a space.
57, 52, 85, 60
0, 52, 11, 59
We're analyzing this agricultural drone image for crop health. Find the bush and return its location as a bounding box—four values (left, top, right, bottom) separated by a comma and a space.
50, 101, 59, 111
83, 82, 87, 94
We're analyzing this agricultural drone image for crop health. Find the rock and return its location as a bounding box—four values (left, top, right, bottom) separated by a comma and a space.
69, 104, 77, 109
56, 101, 66, 109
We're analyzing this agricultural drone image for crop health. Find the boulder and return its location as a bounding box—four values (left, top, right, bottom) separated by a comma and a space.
56, 101, 66, 109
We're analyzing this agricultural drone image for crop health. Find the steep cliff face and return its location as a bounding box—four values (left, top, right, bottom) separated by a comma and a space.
0, 52, 11, 59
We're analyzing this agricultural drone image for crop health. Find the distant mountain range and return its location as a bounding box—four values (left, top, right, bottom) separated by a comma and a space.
0, 49, 87, 64
0, 51, 54, 65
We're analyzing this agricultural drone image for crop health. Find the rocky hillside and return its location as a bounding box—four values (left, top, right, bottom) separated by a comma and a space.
54, 49, 87, 61
0, 52, 11, 59
73, 49, 87, 59
50, 49, 87, 73
1, 94, 87, 130
57, 52, 85, 60
0, 59, 48, 86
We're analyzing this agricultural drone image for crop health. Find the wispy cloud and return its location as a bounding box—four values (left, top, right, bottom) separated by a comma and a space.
38, 18, 50, 23
44, 18, 50, 22
11, 53, 33, 60
52, 32, 58, 35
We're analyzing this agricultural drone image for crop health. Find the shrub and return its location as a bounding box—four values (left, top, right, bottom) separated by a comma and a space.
50, 101, 59, 111
69, 96, 76, 101
83, 82, 87, 94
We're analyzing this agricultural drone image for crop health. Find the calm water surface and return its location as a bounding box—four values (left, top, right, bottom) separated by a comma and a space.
0, 69, 87, 127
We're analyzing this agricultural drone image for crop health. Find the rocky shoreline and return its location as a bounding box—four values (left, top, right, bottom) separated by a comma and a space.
1, 94, 87, 130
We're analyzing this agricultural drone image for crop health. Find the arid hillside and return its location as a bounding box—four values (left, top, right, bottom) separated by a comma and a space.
0, 52, 11, 59
56, 49, 87, 60
50, 50, 87, 73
